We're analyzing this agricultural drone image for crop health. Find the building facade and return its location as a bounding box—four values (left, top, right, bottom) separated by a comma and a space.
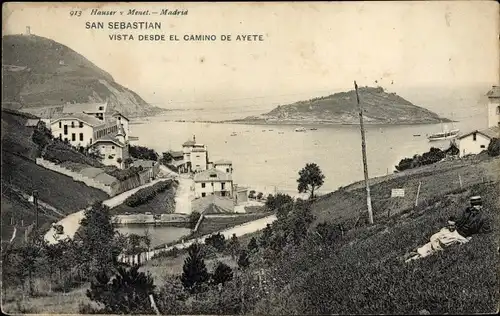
92, 137, 129, 168
487, 86, 500, 128
194, 168, 233, 198
50, 114, 106, 148
214, 160, 233, 174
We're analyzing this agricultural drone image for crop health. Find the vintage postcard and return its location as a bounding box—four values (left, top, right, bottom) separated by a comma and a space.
1, 1, 499, 315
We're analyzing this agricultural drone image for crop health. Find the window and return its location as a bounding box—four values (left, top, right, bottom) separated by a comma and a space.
102, 145, 105, 149
79, 122, 83, 128
59, 134, 62, 140
71, 133, 76, 141
64, 125, 68, 135
79, 133, 83, 141
201, 183, 206, 188
480, 145, 486, 148
112, 146, 115, 149
59, 122, 61, 128
118, 117, 121, 120
71, 122, 75, 128
99, 106, 104, 110
211, 182, 214, 187
202, 193, 206, 197
497, 106, 500, 115
196, 155, 200, 158
221, 183, 225, 190
473, 133, 477, 141
226, 168, 229, 173
90, 138, 92, 144
64, 138, 68, 142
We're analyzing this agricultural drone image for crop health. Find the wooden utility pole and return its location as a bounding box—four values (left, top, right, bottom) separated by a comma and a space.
33, 190, 39, 228
354, 81, 374, 224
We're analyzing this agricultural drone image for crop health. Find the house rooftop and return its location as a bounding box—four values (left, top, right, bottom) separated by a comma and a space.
214, 159, 232, 165
132, 159, 157, 169
112, 111, 129, 121
194, 168, 233, 182
458, 126, 499, 140
52, 113, 106, 127
170, 151, 184, 158
486, 86, 500, 98
62, 102, 107, 114
182, 140, 196, 147
93, 132, 126, 147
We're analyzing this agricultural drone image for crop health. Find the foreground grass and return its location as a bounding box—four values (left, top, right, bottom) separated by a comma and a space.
255, 181, 499, 314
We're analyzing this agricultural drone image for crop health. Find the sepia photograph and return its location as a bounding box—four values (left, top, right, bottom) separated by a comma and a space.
1, 1, 499, 314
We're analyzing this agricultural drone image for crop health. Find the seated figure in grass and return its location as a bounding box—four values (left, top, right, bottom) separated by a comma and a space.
404, 196, 491, 263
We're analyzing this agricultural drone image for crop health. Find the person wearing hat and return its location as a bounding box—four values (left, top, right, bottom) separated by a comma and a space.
404, 216, 472, 262
455, 196, 491, 238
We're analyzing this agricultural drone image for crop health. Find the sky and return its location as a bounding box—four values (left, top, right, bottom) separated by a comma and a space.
2, 1, 499, 115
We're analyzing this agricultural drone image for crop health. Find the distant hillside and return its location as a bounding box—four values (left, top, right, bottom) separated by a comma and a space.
2, 34, 164, 117
235, 86, 450, 125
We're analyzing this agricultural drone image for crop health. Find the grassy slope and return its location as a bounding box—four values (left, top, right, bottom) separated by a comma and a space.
311, 156, 500, 226
1, 110, 109, 242
111, 182, 176, 215
269, 180, 499, 314
246, 86, 446, 124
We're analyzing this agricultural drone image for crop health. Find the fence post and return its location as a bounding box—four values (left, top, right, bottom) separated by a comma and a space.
415, 181, 422, 207
458, 174, 463, 189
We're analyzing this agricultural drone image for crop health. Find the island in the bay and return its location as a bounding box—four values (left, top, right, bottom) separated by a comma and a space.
230, 86, 451, 125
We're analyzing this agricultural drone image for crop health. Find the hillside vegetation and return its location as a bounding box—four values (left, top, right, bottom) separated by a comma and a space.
238, 86, 449, 125
2, 34, 163, 117
1, 110, 109, 244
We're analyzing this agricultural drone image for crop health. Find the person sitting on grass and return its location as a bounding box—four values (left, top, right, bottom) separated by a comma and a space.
404, 217, 471, 262
455, 195, 491, 238
404, 195, 491, 263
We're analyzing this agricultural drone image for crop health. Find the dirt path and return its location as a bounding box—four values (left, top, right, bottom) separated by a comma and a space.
44, 178, 166, 245
174, 176, 193, 215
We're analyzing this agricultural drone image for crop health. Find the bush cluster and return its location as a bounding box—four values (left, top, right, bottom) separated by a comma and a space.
124, 180, 174, 207
395, 147, 446, 172
104, 166, 144, 181
43, 141, 102, 167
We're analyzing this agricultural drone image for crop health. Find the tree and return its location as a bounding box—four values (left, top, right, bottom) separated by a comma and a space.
265, 194, 275, 210
297, 163, 325, 199
189, 212, 201, 230
124, 157, 134, 167
129, 145, 158, 161
259, 224, 273, 248
181, 243, 210, 294
227, 234, 240, 259
161, 152, 174, 165
85, 265, 156, 314
79, 202, 120, 277
487, 138, 500, 157
211, 262, 233, 285
247, 237, 259, 253
237, 250, 250, 270
248, 190, 256, 199
205, 233, 226, 252
257, 192, 264, 200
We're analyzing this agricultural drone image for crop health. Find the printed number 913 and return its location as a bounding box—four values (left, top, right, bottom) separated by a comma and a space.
70, 10, 82, 17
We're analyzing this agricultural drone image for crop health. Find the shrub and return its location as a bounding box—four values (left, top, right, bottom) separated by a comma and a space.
124, 180, 174, 207
487, 138, 500, 157
104, 166, 144, 181
129, 145, 158, 161
395, 147, 446, 172
204, 233, 226, 252
43, 141, 102, 167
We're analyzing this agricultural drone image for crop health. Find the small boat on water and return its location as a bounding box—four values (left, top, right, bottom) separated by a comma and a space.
294, 127, 307, 132
230, 132, 237, 136
310, 128, 318, 131
427, 129, 460, 141
413, 134, 421, 137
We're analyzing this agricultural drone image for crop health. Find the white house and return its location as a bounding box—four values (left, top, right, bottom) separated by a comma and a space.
194, 168, 233, 198
486, 86, 500, 128
457, 128, 498, 157
213, 159, 233, 174
50, 113, 107, 148
91, 127, 129, 168
457, 86, 500, 157
191, 147, 208, 172
112, 112, 130, 141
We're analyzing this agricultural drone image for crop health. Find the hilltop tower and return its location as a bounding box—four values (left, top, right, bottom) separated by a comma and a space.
25, 26, 31, 36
